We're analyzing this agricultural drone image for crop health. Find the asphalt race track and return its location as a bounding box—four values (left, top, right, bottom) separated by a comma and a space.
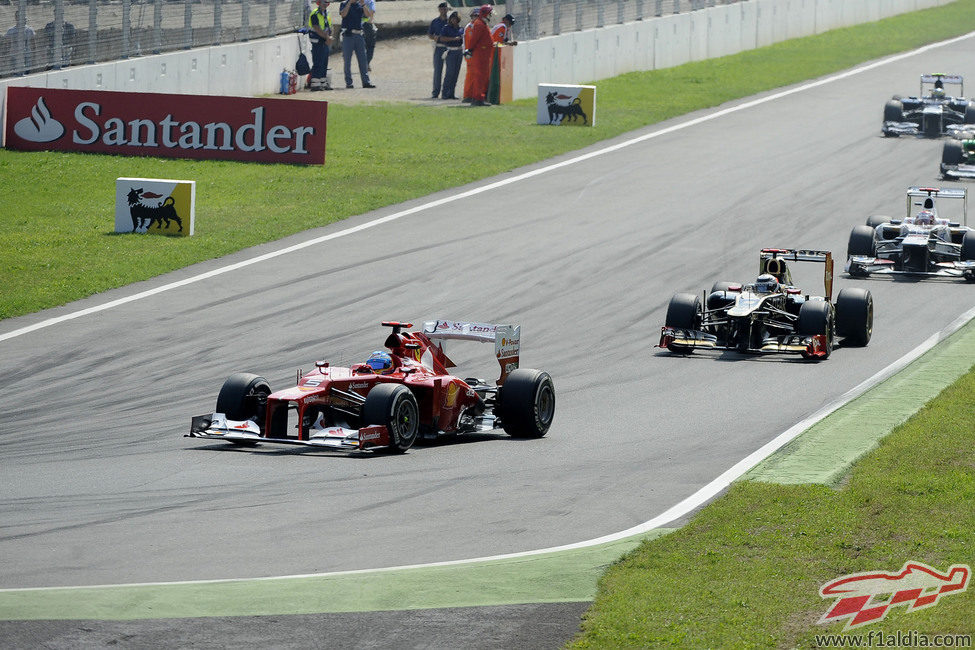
3, 31, 975, 646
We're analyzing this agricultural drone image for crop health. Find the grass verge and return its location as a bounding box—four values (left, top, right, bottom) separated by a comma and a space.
4, 1, 975, 319
569, 367, 975, 648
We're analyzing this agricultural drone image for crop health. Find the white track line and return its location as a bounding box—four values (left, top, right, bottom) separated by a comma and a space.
4, 30, 973, 345
3, 31, 975, 592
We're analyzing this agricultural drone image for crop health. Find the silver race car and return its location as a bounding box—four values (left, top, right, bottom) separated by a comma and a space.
846, 186, 975, 281
659, 249, 873, 361
882, 74, 975, 137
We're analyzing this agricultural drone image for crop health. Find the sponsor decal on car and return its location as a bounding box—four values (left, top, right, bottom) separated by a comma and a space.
818, 561, 970, 630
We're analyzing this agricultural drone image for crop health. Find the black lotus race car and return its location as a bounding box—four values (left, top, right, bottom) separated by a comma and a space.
846, 186, 975, 281
658, 249, 873, 361
882, 74, 975, 137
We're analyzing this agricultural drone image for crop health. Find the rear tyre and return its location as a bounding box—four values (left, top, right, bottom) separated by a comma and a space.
362, 383, 419, 453
865, 215, 889, 228
797, 300, 833, 360
215, 372, 271, 444
847, 225, 876, 258
664, 293, 702, 353
497, 369, 555, 438
835, 288, 873, 346
965, 102, 975, 124
883, 99, 904, 122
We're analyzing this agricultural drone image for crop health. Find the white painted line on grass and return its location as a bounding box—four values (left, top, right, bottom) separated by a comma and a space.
4, 29, 974, 346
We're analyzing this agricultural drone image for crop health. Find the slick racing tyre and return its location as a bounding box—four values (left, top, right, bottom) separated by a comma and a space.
847, 225, 876, 260
497, 369, 555, 438
835, 288, 873, 347
362, 383, 419, 453
865, 215, 889, 228
943, 139, 964, 166
707, 281, 738, 310
664, 293, 702, 353
797, 300, 833, 360
883, 99, 904, 123
965, 102, 975, 124
216, 372, 272, 443
961, 230, 975, 261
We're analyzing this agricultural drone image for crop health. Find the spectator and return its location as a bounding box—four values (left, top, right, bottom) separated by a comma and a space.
491, 13, 516, 45
307, 0, 333, 91
42, 9, 76, 70
362, 0, 376, 70
4, 9, 36, 75
339, 0, 375, 88
428, 1, 449, 99
465, 4, 493, 106
439, 10, 463, 99
461, 7, 478, 103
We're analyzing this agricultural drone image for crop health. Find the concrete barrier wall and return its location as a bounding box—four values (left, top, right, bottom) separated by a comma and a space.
0, 0, 959, 118
514, 0, 954, 100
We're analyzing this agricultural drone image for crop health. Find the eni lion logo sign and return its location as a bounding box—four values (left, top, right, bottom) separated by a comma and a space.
115, 177, 196, 236
537, 84, 596, 127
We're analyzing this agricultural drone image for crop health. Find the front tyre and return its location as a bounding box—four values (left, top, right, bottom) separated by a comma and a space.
362, 383, 419, 453
664, 293, 702, 353
797, 300, 833, 360
498, 369, 555, 439
215, 372, 271, 444
835, 288, 873, 346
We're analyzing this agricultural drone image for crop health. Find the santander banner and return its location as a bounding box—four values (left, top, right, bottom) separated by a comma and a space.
3, 87, 327, 165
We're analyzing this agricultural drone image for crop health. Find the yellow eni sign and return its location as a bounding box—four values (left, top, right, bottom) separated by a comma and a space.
115, 177, 196, 236
537, 84, 596, 127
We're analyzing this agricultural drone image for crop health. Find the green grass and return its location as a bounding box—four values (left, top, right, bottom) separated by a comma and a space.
5, 1, 975, 319
569, 368, 975, 648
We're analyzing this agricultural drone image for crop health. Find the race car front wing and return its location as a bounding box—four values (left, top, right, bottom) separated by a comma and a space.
188, 413, 391, 451
846, 255, 975, 279
658, 327, 829, 358
941, 163, 975, 179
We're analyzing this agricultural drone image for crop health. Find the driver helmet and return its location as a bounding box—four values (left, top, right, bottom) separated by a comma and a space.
915, 209, 935, 225
365, 350, 394, 374
754, 273, 779, 294
931, 87, 946, 99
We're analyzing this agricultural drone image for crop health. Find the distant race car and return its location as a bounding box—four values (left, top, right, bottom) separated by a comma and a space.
846, 186, 975, 280
940, 137, 975, 179
189, 320, 555, 453
658, 249, 873, 360
882, 74, 975, 137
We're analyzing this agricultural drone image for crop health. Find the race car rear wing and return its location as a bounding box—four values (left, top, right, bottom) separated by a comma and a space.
907, 186, 967, 225
759, 248, 834, 301
921, 73, 963, 94
421, 320, 520, 384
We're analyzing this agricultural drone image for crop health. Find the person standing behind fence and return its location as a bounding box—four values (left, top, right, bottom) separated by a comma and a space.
491, 13, 516, 45
428, 1, 449, 99
362, 0, 376, 70
339, 0, 375, 88
42, 9, 76, 70
438, 10, 463, 100
308, 0, 333, 91
465, 4, 493, 106
461, 7, 478, 103
3, 9, 36, 76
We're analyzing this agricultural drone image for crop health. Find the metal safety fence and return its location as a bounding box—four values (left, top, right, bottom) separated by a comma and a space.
502, 0, 744, 42
1, 0, 306, 78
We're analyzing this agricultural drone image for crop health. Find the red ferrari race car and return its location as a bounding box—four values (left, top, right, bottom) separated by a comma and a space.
188, 320, 555, 454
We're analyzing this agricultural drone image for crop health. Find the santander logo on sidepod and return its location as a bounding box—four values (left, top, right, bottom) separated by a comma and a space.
13, 97, 65, 143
